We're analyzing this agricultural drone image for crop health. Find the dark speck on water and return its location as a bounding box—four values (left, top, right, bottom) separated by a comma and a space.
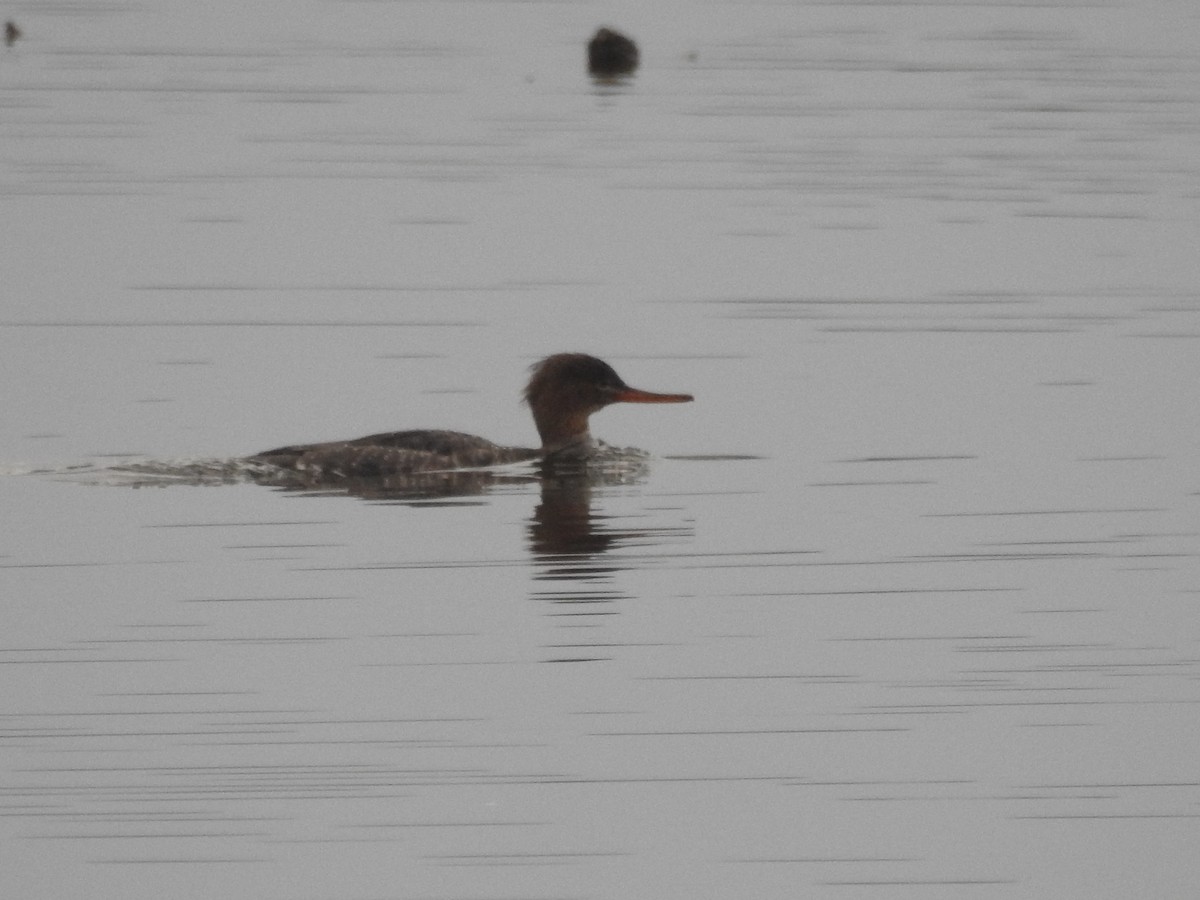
588, 27, 639, 79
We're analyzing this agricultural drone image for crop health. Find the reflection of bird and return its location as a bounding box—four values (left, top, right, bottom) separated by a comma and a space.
251, 354, 692, 478
587, 28, 639, 78
5, 21, 21, 48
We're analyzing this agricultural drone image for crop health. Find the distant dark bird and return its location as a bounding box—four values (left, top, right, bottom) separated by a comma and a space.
587, 27, 638, 78
4, 20, 20, 48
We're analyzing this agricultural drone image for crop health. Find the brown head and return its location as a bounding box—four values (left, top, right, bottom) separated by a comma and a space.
523, 353, 693, 452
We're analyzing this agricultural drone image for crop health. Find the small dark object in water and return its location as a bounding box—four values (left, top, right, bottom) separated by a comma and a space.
4, 20, 20, 48
587, 28, 638, 78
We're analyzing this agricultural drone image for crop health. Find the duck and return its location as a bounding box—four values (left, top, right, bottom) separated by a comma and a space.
249, 353, 692, 478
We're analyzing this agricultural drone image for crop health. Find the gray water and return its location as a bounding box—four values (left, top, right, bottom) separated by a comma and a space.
3, 0, 1199, 897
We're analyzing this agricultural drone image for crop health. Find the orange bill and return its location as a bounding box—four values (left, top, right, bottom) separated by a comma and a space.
613, 387, 694, 404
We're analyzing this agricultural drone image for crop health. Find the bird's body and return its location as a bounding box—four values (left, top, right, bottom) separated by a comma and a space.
249, 354, 691, 479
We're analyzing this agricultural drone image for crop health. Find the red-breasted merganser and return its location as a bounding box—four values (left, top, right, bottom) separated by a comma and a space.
249, 353, 692, 478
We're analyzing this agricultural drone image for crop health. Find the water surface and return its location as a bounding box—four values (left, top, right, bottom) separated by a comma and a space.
3, 0, 1199, 897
